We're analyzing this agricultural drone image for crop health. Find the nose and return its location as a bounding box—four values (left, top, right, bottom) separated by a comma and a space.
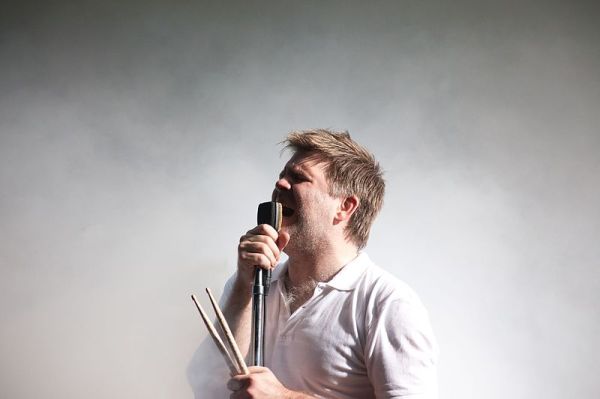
275, 176, 291, 191
272, 177, 291, 202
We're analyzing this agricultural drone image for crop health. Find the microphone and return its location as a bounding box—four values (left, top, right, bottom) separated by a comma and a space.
252, 201, 282, 366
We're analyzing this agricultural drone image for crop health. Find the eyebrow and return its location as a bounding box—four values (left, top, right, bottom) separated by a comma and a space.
279, 164, 312, 181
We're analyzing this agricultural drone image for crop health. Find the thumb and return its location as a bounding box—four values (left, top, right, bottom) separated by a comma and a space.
277, 231, 290, 251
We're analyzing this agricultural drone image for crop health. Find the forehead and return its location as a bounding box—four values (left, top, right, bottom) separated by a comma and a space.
283, 151, 327, 174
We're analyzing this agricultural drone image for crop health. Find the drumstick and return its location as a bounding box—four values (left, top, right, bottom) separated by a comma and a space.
190, 294, 240, 375
206, 288, 249, 375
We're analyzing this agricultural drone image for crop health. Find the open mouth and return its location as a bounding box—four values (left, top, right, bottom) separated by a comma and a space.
282, 206, 295, 217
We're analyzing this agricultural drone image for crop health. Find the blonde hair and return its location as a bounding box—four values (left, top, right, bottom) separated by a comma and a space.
283, 129, 385, 249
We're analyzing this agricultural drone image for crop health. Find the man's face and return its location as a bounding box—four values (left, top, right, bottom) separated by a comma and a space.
272, 152, 338, 252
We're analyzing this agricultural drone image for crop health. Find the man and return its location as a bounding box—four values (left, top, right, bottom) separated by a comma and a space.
190, 129, 438, 398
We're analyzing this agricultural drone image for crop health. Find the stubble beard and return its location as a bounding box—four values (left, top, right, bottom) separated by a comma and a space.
284, 193, 331, 256
281, 193, 334, 309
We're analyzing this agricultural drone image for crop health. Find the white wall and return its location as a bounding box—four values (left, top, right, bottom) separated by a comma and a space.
1, 1, 599, 398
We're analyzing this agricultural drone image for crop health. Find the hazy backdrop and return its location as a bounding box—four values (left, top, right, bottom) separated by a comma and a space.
1, 1, 599, 398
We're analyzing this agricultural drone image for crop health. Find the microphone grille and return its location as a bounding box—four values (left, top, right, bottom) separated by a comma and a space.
257, 201, 282, 232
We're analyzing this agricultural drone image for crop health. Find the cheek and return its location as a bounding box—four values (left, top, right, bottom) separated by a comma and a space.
310, 194, 337, 219
281, 213, 296, 227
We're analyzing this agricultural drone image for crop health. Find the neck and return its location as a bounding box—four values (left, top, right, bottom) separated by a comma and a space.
285, 239, 359, 287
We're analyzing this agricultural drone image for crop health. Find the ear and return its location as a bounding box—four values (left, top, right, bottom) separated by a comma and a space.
334, 195, 359, 223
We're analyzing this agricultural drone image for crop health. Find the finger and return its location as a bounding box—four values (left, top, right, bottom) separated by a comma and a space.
240, 236, 281, 261
238, 252, 274, 269
247, 366, 269, 373
246, 224, 279, 241
276, 231, 290, 251
239, 240, 278, 264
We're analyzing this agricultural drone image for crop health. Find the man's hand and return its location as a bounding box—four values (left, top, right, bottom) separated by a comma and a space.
237, 224, 290, 284
227, 366, 313, 399
220, 226, 289, 364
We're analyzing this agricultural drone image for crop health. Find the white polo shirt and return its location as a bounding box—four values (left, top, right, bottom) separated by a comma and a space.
187, 253, 438, 398
263, 253, 438, 399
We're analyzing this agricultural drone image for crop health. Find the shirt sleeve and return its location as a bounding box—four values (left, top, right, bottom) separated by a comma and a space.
364, 298, 439, 399
187, 274, 238, 398
187, 337, 231, 399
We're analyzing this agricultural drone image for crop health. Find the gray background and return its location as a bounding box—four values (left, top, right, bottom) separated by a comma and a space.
1, 1, 599, 398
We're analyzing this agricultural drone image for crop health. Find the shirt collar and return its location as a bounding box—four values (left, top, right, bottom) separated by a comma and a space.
271, 252, 371, 291
271, 259, 288, 283
323, 252, 370, 291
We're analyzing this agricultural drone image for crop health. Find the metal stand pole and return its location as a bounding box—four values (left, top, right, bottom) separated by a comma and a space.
252, 268, 265, 366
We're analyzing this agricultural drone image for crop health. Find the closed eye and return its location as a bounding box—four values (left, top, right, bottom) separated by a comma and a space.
279, 168, 310, 183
